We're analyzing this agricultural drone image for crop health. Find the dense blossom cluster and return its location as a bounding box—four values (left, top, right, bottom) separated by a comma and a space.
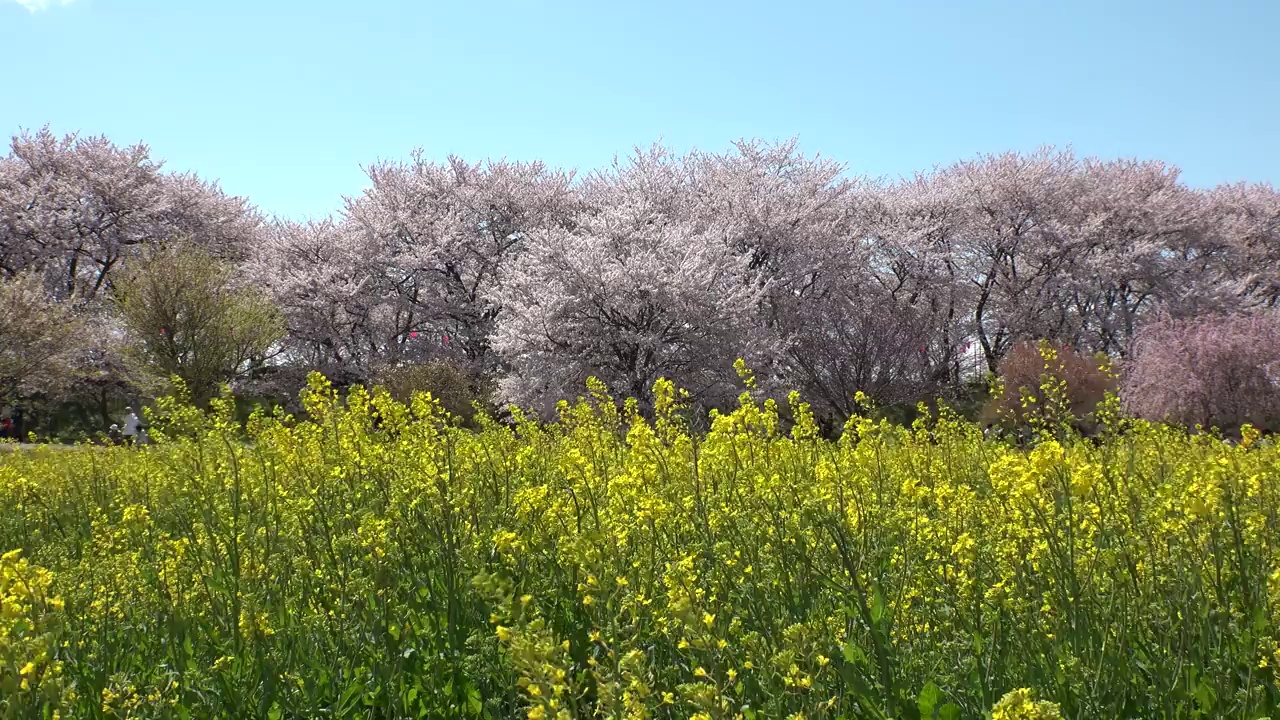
3, 128, 1278, 431
0, 128, 258, 303
1123, 312, 1280, 431
0, 378, 1278, 716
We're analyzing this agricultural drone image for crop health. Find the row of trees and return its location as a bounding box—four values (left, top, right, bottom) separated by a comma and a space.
2, 127, 1278, 437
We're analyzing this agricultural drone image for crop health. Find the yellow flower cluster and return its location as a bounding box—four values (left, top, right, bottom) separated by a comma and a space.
991, 688, 1062, 720
0, 548, 69, 711
0, 372, 1278, 716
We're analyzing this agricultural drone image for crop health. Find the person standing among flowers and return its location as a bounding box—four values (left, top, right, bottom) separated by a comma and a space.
122, 406, 141, 445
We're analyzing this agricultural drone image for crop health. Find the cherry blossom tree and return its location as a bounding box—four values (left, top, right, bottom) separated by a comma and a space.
1203, 182, 1280, 309
688, 140, 945, 416
490, 147, 772, 416
8, 125, 1280, 431
944, 148, 1083, 371
344, 153, 576, 371
0, 272, 84, 406
0, 127, 260, 304
866, 149, 1233, 375
779, 278, 935, 422
1056, 158, 1210, 356
249, 219, 393, 386
63, 315, 136, 430
864, 172, 978, 388
688, 139, 853, 290
1123, 312, 1280, 433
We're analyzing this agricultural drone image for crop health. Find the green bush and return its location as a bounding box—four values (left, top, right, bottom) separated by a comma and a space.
372, 361, 493, 427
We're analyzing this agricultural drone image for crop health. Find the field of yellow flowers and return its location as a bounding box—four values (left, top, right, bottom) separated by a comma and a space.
2, 372, 1279, 719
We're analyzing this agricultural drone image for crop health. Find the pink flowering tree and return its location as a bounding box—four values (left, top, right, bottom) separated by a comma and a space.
780, 279, 936, 422
344, 153, 576, 371
490, 146, 772, 417
0, 127, 260, 303
941, 148, 1084, 371
687, 139, 852, 287
1123, 312, 1280, 433
9, 125, 1280, 432
684, 140, 950, 418
865, 172, 979, 388
1202, 182, 1280, 309
248, 219, 393, 387
867, 149, 1242, 375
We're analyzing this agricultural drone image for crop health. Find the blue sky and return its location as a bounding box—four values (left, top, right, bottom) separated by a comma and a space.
3, 0, 1277, 220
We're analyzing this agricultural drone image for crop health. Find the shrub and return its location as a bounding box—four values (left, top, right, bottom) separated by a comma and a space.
1123, 311, 1280, 434
116, 242, 283, 404
372, 361, 492, 426
983, 340, 1117, 438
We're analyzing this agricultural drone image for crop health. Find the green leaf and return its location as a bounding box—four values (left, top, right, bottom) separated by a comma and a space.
917, 681, 941, 719
870, 587, 886, 627
337, 679, 362, 714
267, 702, 282, 720
842, 641, 868, 667
939, 703, 961, 720
1194, 681, 1216, 712
466, 684, 483, 715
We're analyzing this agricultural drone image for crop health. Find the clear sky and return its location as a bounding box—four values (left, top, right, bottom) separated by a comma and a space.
3, 0, 1277, 220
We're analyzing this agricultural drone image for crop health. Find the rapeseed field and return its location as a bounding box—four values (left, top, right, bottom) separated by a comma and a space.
1, 372, 1277, 718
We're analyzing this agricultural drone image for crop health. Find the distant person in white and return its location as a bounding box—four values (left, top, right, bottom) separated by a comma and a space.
122, 407, 142, 445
